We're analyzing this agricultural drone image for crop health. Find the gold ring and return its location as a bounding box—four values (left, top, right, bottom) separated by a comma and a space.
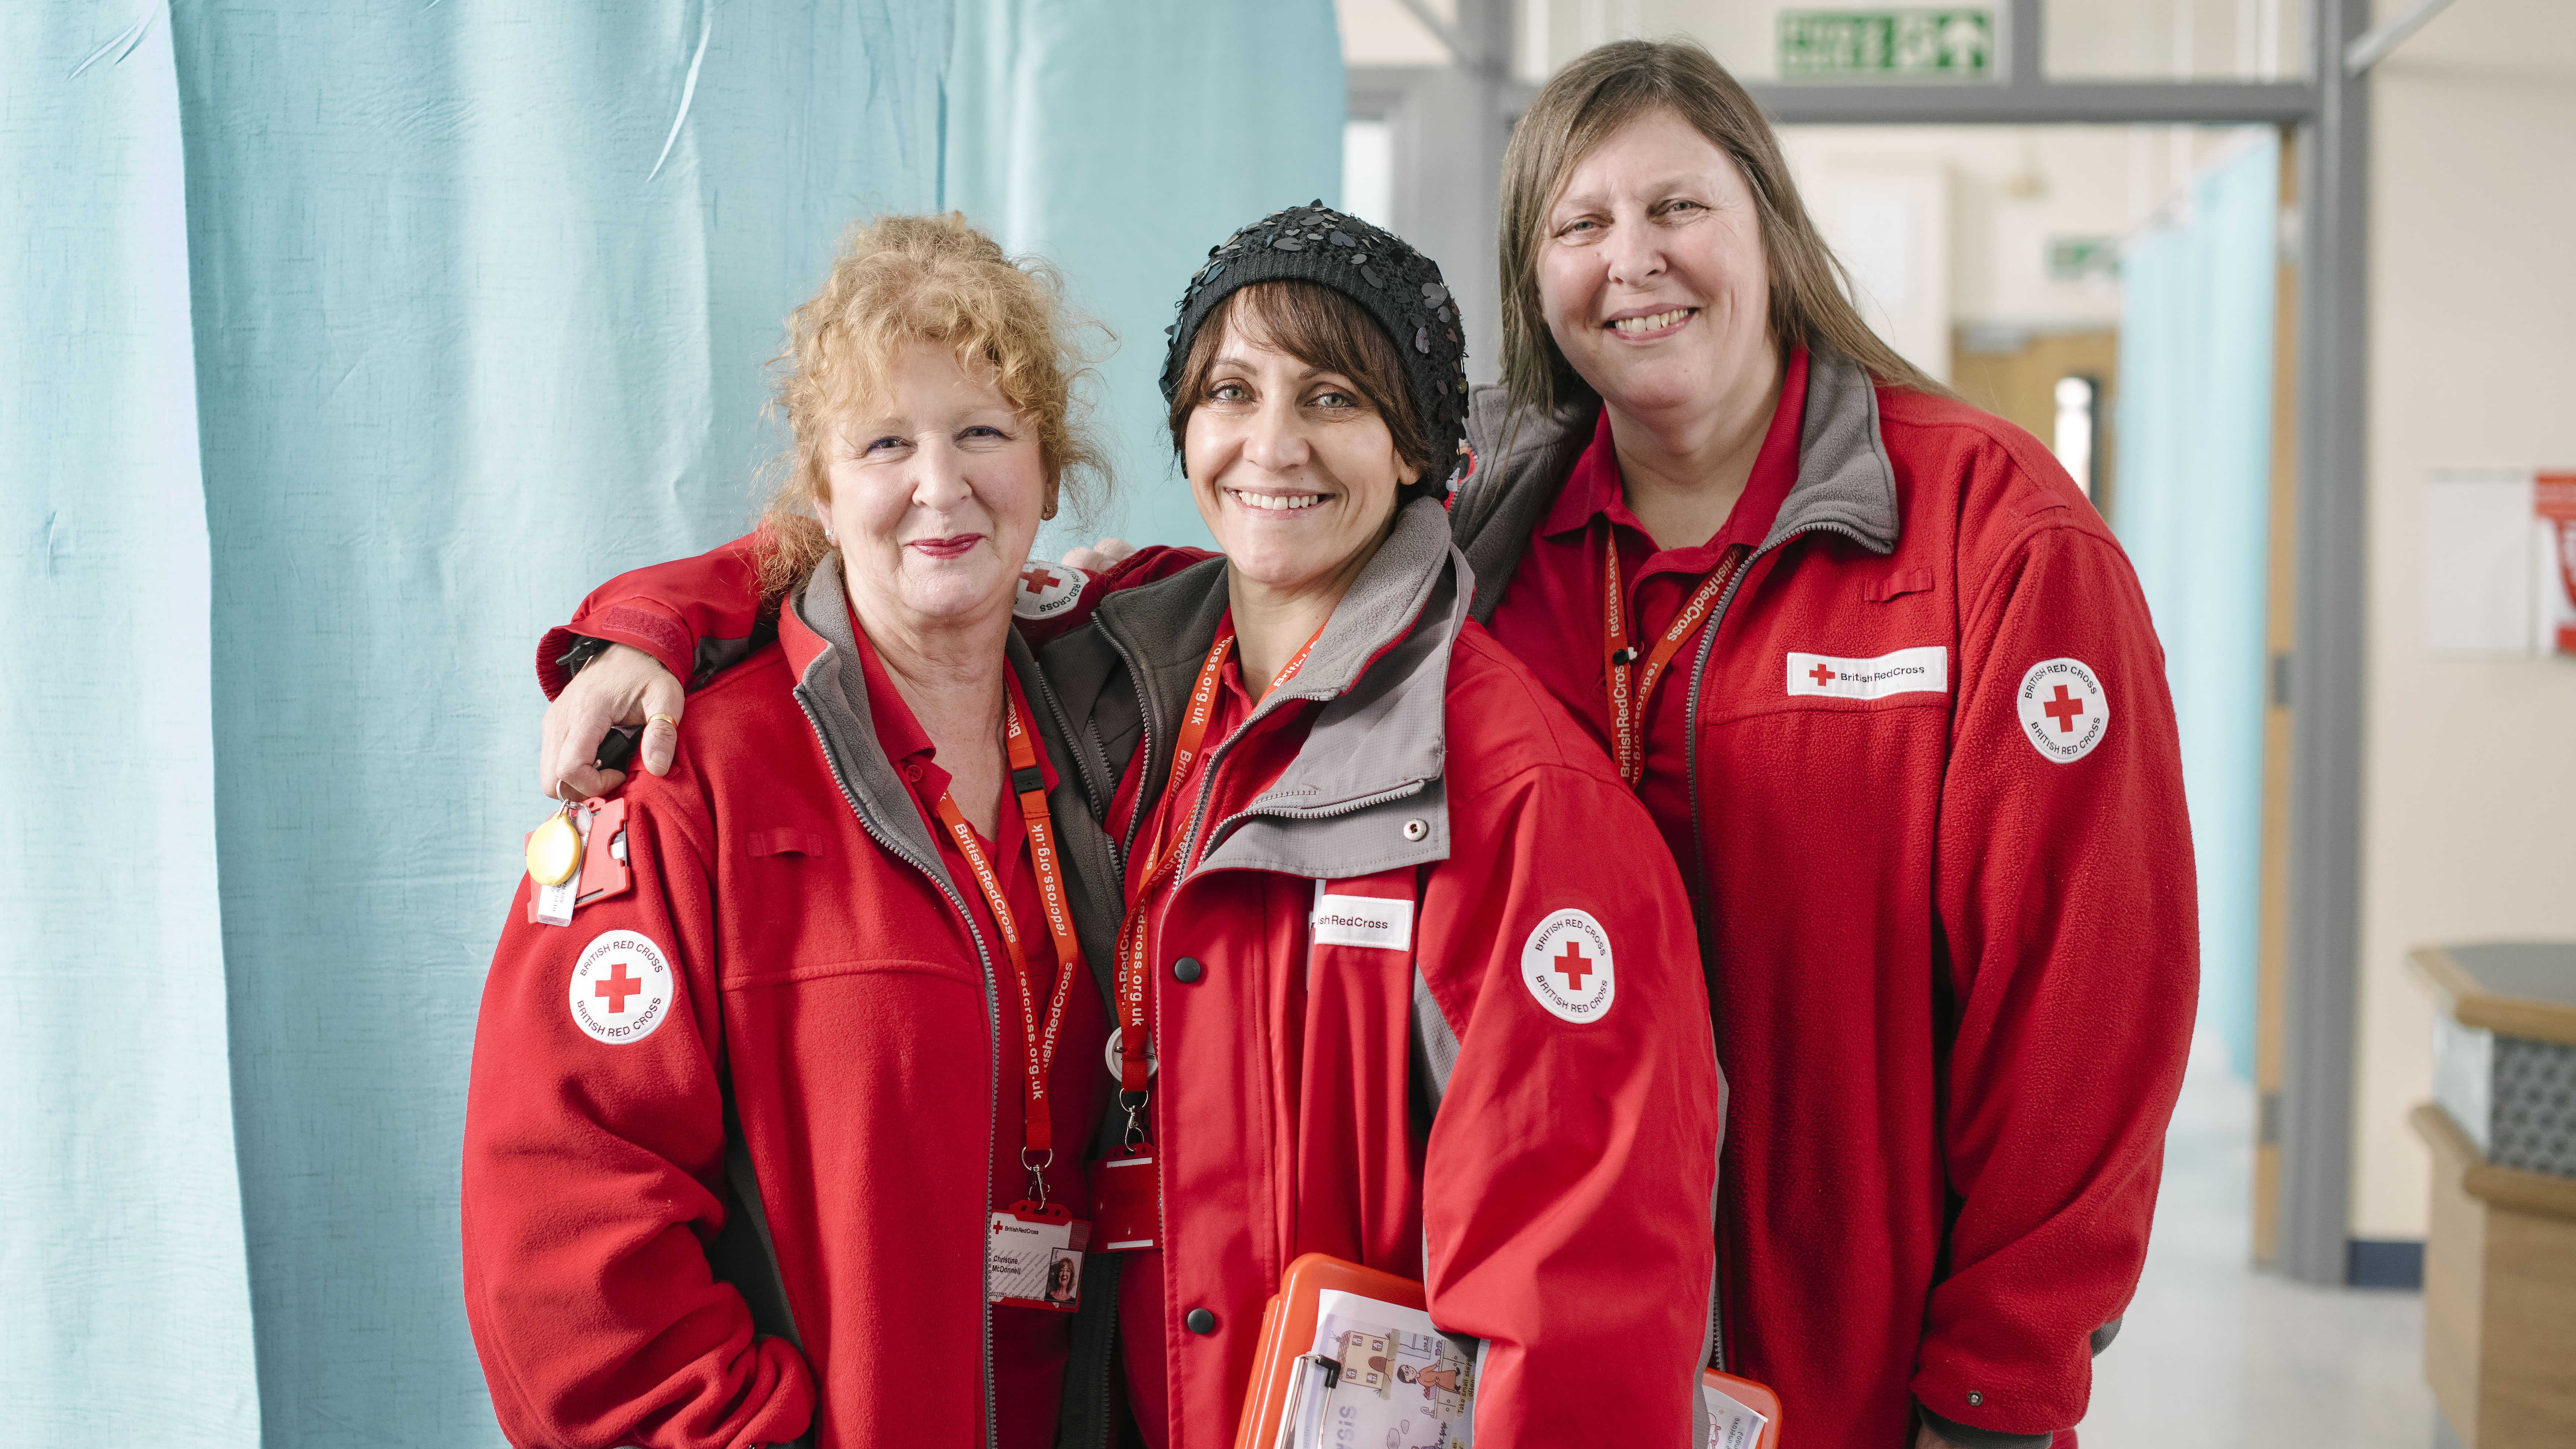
647, 713, 680, 729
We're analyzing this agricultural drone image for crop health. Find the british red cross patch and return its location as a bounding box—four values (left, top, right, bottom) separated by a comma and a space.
2015, 657, 2110, 762
1012, 561, 1084, 621
1521, 909, 1615, 1024
569, 930, 673, 1045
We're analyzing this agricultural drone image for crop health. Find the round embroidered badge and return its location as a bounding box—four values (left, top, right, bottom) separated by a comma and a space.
1012, 561, 1085, 621
1521, 908, 1616, 1024
569, 929, 674, 1045
2015, 657, 2110, 763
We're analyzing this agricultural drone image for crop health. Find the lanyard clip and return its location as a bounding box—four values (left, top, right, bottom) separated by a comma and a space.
1119, 1090, 1151, 1150
1021, 1148, 1053, 1209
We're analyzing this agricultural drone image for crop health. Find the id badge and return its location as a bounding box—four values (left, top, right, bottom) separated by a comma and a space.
987, 1202, 1087, 1312
1090, 1150, 1161, 1252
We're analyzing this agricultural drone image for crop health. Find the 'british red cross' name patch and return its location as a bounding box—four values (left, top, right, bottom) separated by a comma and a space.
1785, 646, 1949, 700
2016, 657, 2110, 762
1012, 561, 1084, 621
569, 930, 673, 1045
1521, 908, 1615, 1024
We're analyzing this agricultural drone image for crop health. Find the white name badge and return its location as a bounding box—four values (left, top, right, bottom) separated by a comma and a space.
1784, 646, 1949, 701
987, 1208, 1087, 1313
1310, 888, 1415, 951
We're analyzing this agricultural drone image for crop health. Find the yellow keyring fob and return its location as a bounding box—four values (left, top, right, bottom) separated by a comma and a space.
526, 808, 584, 886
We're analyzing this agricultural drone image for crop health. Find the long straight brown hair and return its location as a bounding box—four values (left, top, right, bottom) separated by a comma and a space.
1497, 38, 1945, 421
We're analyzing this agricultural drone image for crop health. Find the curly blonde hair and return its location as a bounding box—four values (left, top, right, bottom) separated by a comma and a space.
759, 213, 1108, 600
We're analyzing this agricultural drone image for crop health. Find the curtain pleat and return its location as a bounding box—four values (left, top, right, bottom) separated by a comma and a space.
1, 4, 262, 1441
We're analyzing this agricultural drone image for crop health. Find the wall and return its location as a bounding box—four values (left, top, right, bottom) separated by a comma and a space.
2352, 0, 2576, 1239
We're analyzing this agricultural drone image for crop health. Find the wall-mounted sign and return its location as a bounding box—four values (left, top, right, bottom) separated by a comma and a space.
2047, 236, 2120, 281
2540, 472, 2576, 655
2422, 468, 2576, 657
1778, 9, 1994, 79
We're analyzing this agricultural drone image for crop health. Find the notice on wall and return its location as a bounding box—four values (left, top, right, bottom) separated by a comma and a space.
2540, 472, 2576, 655
2423, 467, 2576, 657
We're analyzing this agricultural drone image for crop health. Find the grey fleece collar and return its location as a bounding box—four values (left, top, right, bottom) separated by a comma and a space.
1453, 348, 1902, 620
1091, 496, 1469, 881
786, 557, 959, 893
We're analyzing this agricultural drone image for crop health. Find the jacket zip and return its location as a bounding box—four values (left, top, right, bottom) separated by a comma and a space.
792, 684, 1006, 1449
1021, 660, 1126, 1448
1089, 613, 1428, 1445
1675, 519, 1864, 1376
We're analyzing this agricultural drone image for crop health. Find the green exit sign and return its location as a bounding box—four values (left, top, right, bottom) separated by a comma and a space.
1779, 9, 1994, 79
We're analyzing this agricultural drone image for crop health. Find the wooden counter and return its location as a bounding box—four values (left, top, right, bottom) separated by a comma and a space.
2408, 937, 2576, 1449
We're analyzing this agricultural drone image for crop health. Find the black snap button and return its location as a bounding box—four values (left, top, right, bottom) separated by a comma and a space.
1173, 957, 1204, 984
1186, 1308, 1217, 1335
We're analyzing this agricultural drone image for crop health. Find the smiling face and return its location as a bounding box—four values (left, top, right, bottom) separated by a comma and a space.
1535, 106, 1775, 422
1182, 309, 1421, 603
819, 341, 1053, 638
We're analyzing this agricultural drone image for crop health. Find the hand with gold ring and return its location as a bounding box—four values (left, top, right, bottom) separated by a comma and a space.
540, 642, 686, 800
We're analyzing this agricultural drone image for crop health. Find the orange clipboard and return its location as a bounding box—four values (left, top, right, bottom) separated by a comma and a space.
1699, 1366, 1784, 1448
1232, 1254, 1429, 1449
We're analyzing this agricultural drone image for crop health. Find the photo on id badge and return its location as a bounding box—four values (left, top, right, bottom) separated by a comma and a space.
1298, 1289, 1478, 1448
986, 1208, 1087, 1314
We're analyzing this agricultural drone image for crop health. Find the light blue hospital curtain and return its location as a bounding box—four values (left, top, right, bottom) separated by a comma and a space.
176, 3, 950, 1440
2113, 130, 2279, 1080
2, 7, 259, 1443
949, 0, 1346, 553
6, 1, 1345, 1443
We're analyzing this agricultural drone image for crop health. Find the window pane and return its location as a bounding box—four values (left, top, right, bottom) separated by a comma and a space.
1342, 118, 1396, 231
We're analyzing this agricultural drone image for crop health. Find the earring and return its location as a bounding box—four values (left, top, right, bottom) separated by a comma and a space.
823, 526, 836, 544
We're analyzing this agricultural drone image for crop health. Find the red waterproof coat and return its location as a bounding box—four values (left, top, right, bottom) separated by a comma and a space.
1030, 501, 1724, 1445
466, 557, 1130, 1449
1450, 350, 2197, 1446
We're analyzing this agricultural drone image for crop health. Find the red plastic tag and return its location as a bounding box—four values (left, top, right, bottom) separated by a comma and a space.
988, 1201, 1087, 1312
1090, 1150, 1161, 1252
574, 797, 632, 906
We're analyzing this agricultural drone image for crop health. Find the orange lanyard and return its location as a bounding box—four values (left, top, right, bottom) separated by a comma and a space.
930, 692, 1085, 1197
1600, 522, 1749, 790
1111, 617, 1323, 1107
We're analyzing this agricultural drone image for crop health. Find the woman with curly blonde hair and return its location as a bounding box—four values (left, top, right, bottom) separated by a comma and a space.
464, 213, 1131, 1449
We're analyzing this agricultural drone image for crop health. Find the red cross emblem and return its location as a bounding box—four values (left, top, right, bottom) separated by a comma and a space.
1019, 565, 1061, 595
1553, 942, 1594, 992
2043, 684, 2086, 733
594, 961, 643, 1014
1808, 662, 1835, 687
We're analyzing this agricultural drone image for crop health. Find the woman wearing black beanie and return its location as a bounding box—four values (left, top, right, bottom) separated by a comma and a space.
1034, 202, 1722, 1446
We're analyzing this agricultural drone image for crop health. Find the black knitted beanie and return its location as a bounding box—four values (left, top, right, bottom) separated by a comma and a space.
1158, 201, 1471, 505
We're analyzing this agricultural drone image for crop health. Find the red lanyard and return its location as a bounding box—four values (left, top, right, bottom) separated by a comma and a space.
1600, 522, 1749, 790
931, 692, 1085, 1199
1111, 617, 1323, 1109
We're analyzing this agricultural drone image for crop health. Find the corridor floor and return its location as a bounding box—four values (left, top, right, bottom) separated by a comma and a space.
2076, 1034, 2438, 1448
